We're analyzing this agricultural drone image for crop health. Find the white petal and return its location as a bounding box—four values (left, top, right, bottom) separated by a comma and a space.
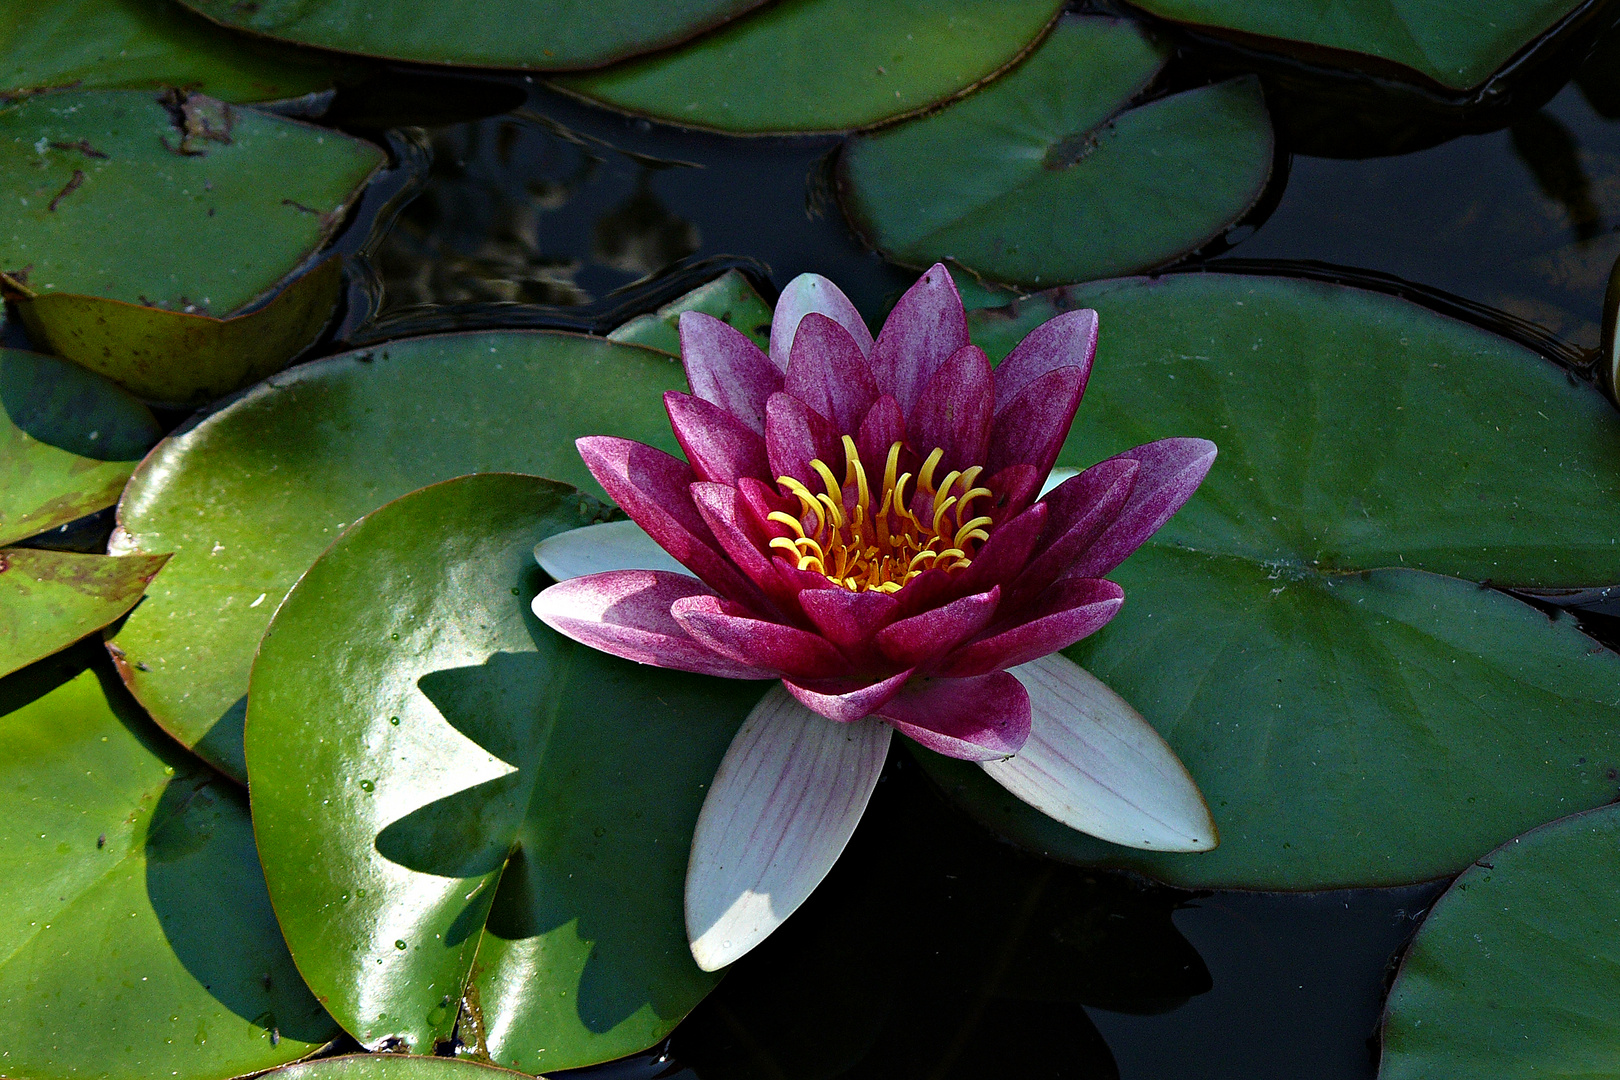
686, 685, 891, 971
533, 520, 691, 582
769, 273, 874, 370
1038, 466, 1079, 499
984, 652, 1217, 852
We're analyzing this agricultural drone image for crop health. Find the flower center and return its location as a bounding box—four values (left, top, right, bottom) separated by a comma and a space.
767, 435, 994, 593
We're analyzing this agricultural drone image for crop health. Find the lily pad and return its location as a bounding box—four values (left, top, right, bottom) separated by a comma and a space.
917, 272, 1620, 890
1129, 0, 1586, 92
109, 330, 683, 783
248, 474, 759, 1068
174, 0, 769, 71
838, 16, 1274, 287
1, 90, 384, 401
2, 0, 351, 102
607, 268, 772, 356
1, 347, 159, 547
0, 548, 167, 679
1378, 803, 1620, 1078
554, 0, 1067, 134
0, 646, 338, 1080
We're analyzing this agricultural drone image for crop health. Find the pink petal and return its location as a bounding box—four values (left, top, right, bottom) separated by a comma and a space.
870, 263, 967, 413
577, 436, 762, 605
1011, 457, 1139, 605
992, 308, 1097, 412
984, 365, 1087, 480
798, 588, 900, 653
671, 594, 851, 682
665, 392, 770, 486
783, 668, 914, 723
689, 482, 798, 615
770, 273, 874, 371
784, 313, 879, 434
678, 311, 783, 435
855, 395, 907, 473
532, 571, 772, 680
936, 577, 1124, 678
686, 687, 891, 970
875, 587, 1000, 668
984, 653, 1216, 851
875, 670, 1031, 761
764, 392, 841, 488
907, 344, 992, 474
953, 501, 1048, 597
1070, 439, 1218, 579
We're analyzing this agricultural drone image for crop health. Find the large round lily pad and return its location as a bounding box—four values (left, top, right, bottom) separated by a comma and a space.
2, 0, 351, 102
1129, 0, 1586, 92
554, 0, 1067, 134
248, 475, 759, 1068
0, 348, 159, 547
1379, 803, 1620, 1078
1, 90, 383, 402
917, 272, 1620, 890
0, 646, 338, 1080
109, 331, 683, 783
174, 0, 769, 71
838, 16, 1274, 287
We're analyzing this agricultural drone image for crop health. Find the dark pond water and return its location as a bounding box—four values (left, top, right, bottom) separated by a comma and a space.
25, 6, 1620, 1075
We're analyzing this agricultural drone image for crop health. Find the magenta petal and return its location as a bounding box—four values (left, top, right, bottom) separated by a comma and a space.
1071, 438, 1219, 578
784, 668, 914, 723
954, 501, 1048, 596
983, 463, 1042, 525
985, 366, 1087, 480
875, 587, 1000, 668
688, 482, 797, 613
1012, 457, 1139, 603
875, 671, 1031, 760
665, 392, 770, 486
678, 311, 783, 435
798, 588, 900, 652
855, 395, 906, 472
533, 571, 773, 680
936, 577, 1124, 678
577, 436, 761, 604
671, 594, 851, 681
771, 273, 874, 371
907, 344, 992, 473
765, 392, 842, 487
785, 313, 880, 434
992, 308, 1097, 412
870, 264, 968, 413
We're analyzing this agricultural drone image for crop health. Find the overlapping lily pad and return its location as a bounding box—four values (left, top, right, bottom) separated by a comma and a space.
607, 268, 772, 356
109, 330, 683, 782
0, 646, 338, 1080
248, 474, 759, 1068
916, 272, 1620, 890
1129, 0, 1587, 92
175, 0, 769, 71
1378, 803, 1620, 1078
1, 90, 384, 402
839, 16, 1274, 287
1, 548, 167, 678
555, 0, 1066, 134
2, 0, 351, 102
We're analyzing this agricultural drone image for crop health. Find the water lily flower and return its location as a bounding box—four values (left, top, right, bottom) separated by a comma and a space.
532, 265, 1218, 971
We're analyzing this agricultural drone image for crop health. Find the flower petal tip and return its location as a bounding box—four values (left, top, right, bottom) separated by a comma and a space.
533, 520, 692, 582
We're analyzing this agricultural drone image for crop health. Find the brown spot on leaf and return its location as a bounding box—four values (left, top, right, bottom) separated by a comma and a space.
48, 139, 107, 160
47, 169, 84, 212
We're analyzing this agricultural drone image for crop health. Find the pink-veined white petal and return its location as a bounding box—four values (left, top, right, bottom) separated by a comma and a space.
533, 519, 692, 582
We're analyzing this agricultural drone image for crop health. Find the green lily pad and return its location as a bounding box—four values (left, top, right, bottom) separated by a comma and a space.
0, 548, 167, 679
838, 16, 1274, 287
1129, 0, 1585, 92
1379, 803, 1620, 1078
0, 646, 338, 1080
607, 268, 772, 356
261, 1055, 534, 1079
1, 90, 384, 401
1, 347, 159, 547
2, 0, 352, 102
174, 0, 769, 71
248, 474, 758, 1068
109, 331, 683, 783
554, 0, 1067, 134
916, 272, 1620, 890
